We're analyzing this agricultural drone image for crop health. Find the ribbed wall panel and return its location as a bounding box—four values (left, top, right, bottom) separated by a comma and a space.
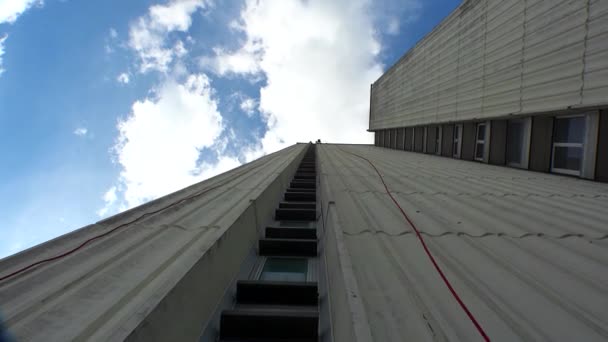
319, 144, 608, 341
370, 0, 608, 130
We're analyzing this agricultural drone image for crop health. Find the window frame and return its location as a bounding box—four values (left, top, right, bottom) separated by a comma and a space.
474, 122, 486, 162
422, 127, 428, 153
435, 126, 442, 155
453, 124, 462, 158
254, 256, 314, 282
551, 114, 586, 176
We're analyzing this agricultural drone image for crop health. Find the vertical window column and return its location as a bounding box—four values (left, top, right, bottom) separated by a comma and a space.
218, 145, 319, 342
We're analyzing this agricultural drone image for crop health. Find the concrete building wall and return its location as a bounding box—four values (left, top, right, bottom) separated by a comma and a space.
319, 143, 608, 342
0, 144, 308, 341
489, 120, 507, 165
529, 116, 554, 172
596, 110, 608, 182
369, 0, 608, 130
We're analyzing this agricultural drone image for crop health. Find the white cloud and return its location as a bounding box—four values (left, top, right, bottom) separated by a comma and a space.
73, 127, 88, 137
240, 96, 257, 116
203, 0, 399, 153
0, 0, 42, 24
107, 74, 224, 209
0, 34, 6, 76
117, 72, 130, 84
109, 27, 118, 38
200, 45, 260, 76
128, 0, 209, 73
98, 0, 422, 218
96, 186, 117, 217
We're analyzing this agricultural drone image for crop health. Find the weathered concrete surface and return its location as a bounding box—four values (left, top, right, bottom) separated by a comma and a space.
318, 144, 608, 342
0, 144, 307, 341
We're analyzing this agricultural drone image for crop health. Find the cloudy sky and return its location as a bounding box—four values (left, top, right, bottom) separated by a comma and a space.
0, 0, 460, 258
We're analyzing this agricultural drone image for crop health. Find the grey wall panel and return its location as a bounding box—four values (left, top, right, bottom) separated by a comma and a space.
583, 0, 608, 106
426, 126, 437, 154
405, 127, 413, 151
414, 127, 424, 152
595, 110, 608, 182
461, 122, 476, 161
529, 116, 554, 172
442, 124, 454, 157
369, 0, 608, 131
397, 128, 405, 150
489, 120, 507, 165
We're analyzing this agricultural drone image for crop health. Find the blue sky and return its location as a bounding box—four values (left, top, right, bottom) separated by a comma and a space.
0, 0, 460, 258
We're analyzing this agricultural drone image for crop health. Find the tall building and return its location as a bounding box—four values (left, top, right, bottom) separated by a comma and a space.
370, 0, 608, 182
1, 1, 608, 341
2, 142, 608, 341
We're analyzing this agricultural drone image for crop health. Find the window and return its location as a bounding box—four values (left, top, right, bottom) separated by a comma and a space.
506, 119, 530, 167
474, 123, 486, 161
453, 124, 462, 158
260, 258, 308, 282
551, 116, 585, 176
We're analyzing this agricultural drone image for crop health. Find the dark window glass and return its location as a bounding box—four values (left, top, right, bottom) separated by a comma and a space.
554, 117, 585, 143
435, 127, 440, 153
506, 121, 524, 164
553, 146, 582, 171
454, 126, 459, 139
477, 124, 486, 140
260, 258, 307, 282
475, 143, 485, 159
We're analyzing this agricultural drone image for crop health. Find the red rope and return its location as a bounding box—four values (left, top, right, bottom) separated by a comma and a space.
0, 184, 225, 283
341, 148, 490, 342
0, 150, 285, 283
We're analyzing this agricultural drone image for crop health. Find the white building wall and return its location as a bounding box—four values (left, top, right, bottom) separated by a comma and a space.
370, 0, 608, 130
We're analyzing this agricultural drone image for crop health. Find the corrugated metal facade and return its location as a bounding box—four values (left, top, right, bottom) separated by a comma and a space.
370, 0, 608, 130
318, 144, 608, 341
